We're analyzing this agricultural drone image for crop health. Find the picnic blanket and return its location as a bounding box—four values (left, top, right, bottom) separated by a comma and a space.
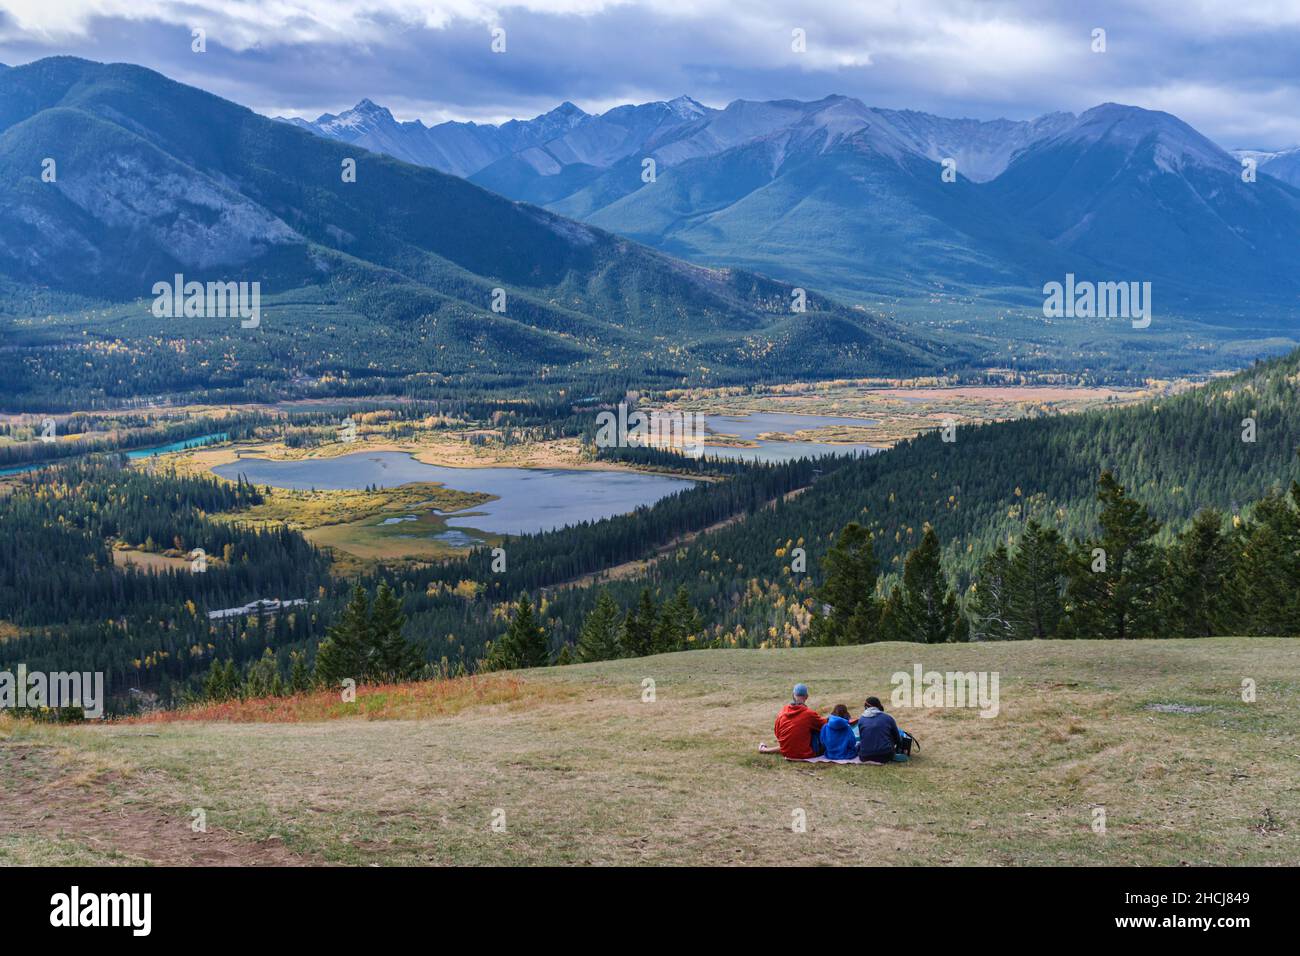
757, 742, 891, 764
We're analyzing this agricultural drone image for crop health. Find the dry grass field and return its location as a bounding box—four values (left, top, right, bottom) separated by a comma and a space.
1, 639, 1296, 866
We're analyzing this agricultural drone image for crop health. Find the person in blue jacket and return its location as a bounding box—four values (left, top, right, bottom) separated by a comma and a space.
818, 704, 859, 760
856, 696, 902, 763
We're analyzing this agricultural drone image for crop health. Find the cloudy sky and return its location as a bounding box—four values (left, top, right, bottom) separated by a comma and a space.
2, 0, 1299, 148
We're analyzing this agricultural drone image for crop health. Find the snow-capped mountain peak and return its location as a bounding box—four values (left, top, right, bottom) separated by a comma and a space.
666, 95, 706, 119
1051, 103, 1234, 173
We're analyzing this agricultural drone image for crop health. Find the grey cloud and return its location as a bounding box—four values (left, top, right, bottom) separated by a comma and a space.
2, 2, 1298, 147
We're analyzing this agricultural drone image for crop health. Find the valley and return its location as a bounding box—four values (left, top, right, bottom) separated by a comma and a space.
0, 1, 1298, 889
2, 380, 1150, 574
0, 52, 1293, 768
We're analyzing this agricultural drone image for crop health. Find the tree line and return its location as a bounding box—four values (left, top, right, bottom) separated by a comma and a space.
200, 582, 430, 700
810, 467, 1300, 644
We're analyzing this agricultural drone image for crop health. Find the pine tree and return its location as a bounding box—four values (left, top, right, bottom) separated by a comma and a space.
1007, 520, 1068, 639
201, 661, 220, 701
371, 581, 422, 681
669, 586, 703, 647
203, 658, 235, 701
1162, 508, 1234, 637
809, 522, 882, 645
1064, 471, 1161, 639
651, 587, 698, 653
314, 583, 372, 686
878, 586, 905, 643
224, 660, 240, 699
480, 638, 513, 673
288, 650, 312, 693
623, 588, 658, 657
484, 595, 550, 670
244, 648, 281, 698
576, 590, 625, 662
1232, 490, 1300, 635
515, 594, 551, 668
968, 543, 1014, 640
889, 525, 963, 643
651, 606, 677, 653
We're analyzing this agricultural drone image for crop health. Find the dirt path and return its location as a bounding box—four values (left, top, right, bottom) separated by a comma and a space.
0, 742, 320, 866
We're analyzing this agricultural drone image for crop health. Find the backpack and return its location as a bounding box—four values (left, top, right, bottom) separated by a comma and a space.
897, 729, 920, 757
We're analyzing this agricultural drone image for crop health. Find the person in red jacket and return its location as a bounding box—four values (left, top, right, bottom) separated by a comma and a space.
771, 683, 828, 759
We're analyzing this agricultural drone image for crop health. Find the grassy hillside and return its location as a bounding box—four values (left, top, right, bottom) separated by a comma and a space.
2, 639, 1295, 865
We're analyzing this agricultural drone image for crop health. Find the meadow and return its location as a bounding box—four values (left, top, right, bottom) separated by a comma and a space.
662, 379, 1161, 447
1, 638, 1294, 866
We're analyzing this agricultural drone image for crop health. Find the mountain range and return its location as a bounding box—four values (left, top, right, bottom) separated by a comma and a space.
0, 57, 949, 406
285, 94, 1300, 320
1, 55, 1297, 410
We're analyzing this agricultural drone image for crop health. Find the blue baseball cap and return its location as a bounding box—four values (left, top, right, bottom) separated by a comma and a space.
792, 683, 809, 698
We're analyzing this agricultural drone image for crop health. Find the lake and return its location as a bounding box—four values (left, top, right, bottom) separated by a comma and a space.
700, 412, 879, 462
212, 451, 696, 535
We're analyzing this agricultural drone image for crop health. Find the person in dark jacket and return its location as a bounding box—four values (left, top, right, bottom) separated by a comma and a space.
856, 696, 901, 763
819, 703, 859, 760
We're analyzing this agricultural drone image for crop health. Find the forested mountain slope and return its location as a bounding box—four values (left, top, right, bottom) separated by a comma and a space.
621, 349, 1300, 620
0, 58, 948, 409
